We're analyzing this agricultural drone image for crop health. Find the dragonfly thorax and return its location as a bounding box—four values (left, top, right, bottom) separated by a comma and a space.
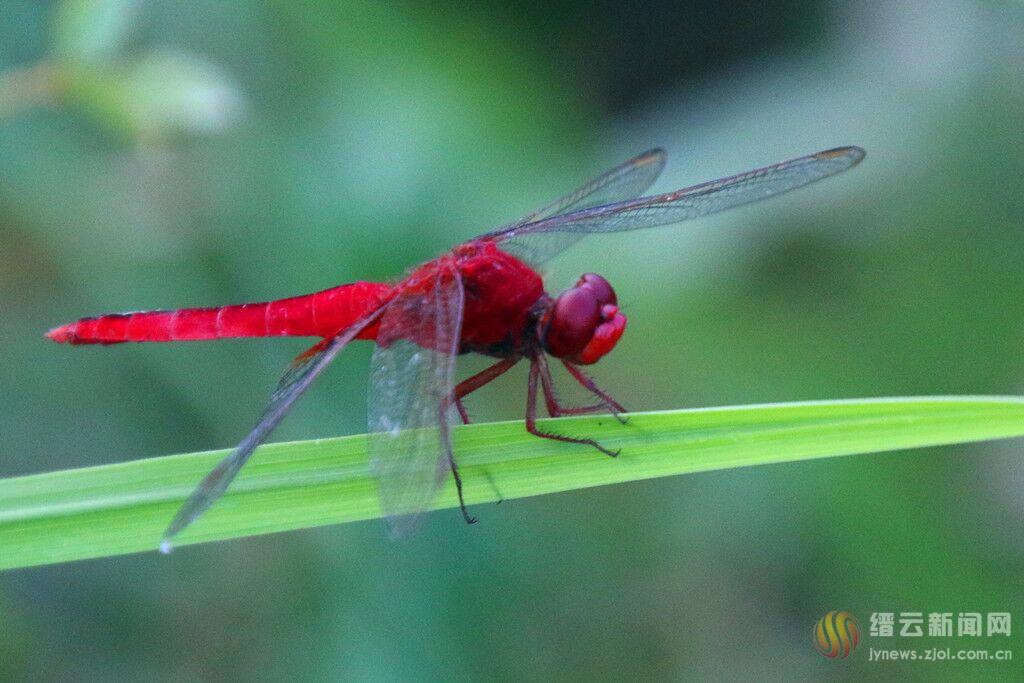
539, 273, 627, 365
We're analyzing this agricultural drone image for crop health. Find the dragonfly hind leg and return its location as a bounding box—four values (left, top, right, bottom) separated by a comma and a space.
436, 398, 476, 525
526, 359, 620, 457
443, 357, 520, 523
446, 444, 477, 525
452, 357, 520, 424
454, 397, 470, 425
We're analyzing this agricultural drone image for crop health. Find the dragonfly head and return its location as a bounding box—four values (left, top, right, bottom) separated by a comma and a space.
540, 273, 627, 365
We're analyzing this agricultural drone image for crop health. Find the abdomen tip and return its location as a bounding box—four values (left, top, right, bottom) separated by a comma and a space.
46, 325, 75, 344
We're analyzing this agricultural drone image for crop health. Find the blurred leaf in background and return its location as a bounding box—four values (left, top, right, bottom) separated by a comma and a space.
1, 0, 241, 140
52, 0, 137, 64
1, 0, 1023, 680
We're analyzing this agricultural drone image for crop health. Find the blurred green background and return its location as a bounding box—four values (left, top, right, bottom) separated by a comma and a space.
2, 0, 1023, 679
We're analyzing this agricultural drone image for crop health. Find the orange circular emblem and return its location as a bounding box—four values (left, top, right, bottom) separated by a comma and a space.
813, 611, 860, 659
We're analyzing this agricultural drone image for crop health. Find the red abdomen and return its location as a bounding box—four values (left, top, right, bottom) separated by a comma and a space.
47, 281, 393, 345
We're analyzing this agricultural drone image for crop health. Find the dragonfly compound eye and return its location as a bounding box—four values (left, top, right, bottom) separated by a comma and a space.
576, 273, 617, 307
543, 275, 627, 364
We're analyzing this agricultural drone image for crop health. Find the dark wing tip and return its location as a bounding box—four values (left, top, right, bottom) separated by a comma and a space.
816, 145, 866, 166
637, 147, 667, 166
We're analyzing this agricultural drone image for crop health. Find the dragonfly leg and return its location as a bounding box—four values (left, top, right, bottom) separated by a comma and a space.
447, 446, 477, 525
561, 360, 628, 424
526, 360, 620, 457
439, 357, 519, 522
535, 353, 604, 416
451, 356, 520, 424
436, 400, 477, 525
536, 354, 626, 421
454, 397, 470, 425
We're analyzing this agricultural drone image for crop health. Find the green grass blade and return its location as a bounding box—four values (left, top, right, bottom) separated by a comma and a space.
2, 396, 1024, 570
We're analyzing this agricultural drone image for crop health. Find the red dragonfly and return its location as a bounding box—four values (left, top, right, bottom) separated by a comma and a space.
48, 145, 864, 549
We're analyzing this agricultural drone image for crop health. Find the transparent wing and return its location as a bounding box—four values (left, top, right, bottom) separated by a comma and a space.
507, 148, 666, 228
488, 146, 864, 264
367, 263, 464, 538
160, 306, 387, 552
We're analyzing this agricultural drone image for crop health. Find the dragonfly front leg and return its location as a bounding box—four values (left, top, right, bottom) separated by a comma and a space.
560, 359, 628, 424
535, 354, 627, 423
525, 359, 620, 457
